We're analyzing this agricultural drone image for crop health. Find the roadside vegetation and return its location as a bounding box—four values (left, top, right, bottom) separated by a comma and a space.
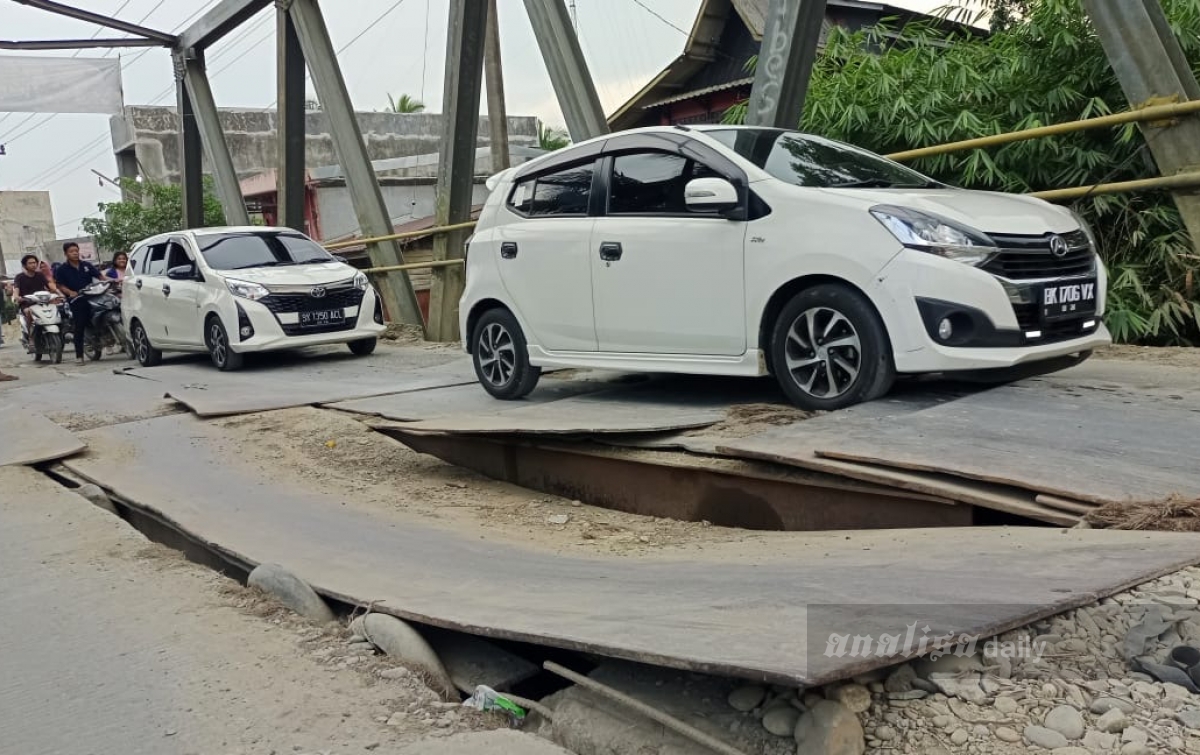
725, 0, 1200, 345
82, 178, 227, 256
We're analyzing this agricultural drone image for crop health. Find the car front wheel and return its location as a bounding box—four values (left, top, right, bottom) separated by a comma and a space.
348, 337, 377, 356
130, 321, 163, 367
206, 317, 244, 372
770, 283, 895, 411
471, 308, 540, 400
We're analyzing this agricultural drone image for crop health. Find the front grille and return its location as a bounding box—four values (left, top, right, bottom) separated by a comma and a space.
261, 287, 364, 315
280, 320, 357, 336
1011, 302, 1093, 344
982, 230, 1095, 280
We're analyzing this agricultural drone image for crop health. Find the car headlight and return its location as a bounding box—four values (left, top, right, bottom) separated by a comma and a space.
870, 205, 999, 267
353, 271, 369, 291
1068, 208, 1100, 254
225, 278, 270, 301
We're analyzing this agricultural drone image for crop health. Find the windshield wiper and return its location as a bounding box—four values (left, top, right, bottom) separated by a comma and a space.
230, 261, 283, 269
293, 257, 335, 265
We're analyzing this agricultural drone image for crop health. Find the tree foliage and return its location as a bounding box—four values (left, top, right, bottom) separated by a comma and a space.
387, 93, 426, 113
537, 120, 571, 151
81, 178, 226, 256
725, 0, 1200, 345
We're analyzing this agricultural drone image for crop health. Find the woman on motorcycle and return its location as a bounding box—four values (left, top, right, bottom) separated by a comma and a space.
105, 251, 129, 296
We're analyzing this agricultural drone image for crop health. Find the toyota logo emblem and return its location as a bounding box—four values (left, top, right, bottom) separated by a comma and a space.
310, 286, 327, 298
1048, 234, 1069, 258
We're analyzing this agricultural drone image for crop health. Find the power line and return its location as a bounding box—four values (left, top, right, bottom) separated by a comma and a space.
628, 0, 690, 37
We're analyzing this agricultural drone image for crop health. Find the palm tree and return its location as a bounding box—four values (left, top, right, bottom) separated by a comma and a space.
537, 121, 571, 151
387, 93, 426, 114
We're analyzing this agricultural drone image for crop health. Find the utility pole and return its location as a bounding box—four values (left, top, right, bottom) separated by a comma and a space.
745, 0, 828, 129
484, 0, 510, 173
523, 0, 608, 142
1082, 0, 1200, 256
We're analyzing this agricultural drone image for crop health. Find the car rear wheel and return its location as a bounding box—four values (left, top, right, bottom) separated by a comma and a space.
131, 321, 162, 367
206, 317, 244, 372
770, 283, 894, 411
348, 337, 377, 356
471, 308, 540, 400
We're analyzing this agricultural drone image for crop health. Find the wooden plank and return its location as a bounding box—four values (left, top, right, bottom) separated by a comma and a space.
62, 413, 1200, 686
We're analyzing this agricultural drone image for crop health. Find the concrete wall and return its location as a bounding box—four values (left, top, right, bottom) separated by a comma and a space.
0, 191, 55, 277
111, 107, 540, 185
315, 180, 491, 242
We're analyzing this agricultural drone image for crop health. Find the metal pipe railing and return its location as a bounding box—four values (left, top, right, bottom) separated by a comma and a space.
1030, 169, 1200, 202
886, 98, 1200, 162
323, 219, 478, 251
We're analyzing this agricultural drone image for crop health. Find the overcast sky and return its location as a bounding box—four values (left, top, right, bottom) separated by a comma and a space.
0, 0, 947, 238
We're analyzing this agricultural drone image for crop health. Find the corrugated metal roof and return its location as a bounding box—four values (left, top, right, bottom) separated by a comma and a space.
645, 77, 754, 109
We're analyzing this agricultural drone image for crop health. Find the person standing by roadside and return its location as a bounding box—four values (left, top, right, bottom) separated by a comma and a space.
54, 242, 103, 365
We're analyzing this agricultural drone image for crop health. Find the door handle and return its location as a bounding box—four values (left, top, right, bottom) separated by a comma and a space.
162, 284, 171, 297
500, 242, 518, 259
599, 242, 623, 262
134, 279, 143, 290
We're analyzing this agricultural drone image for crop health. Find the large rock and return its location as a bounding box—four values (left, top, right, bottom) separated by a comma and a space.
396, 730, 572, 754
1044, 705, 1085, 740
794, 701, 864, 755
762, 706, 800, 737
352, 614, 453, 697
246, 563, 335, 624
727, 684, 766, 712
1097, 707, 1129, 733
826, 683, 871, 714
1090, 697, 1136, 715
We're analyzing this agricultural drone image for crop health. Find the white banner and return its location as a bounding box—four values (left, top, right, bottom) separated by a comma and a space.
0, 55, 124, 115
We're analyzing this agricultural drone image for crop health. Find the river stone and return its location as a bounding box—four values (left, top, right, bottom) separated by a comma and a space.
794, 700, 864, 755
1097, 707, 1128, 733
1083, 730, 1118, 751
884, 664, 918, 694
75, 483, 117, 514
762, 706, 800, 737
1177, 709, 1200, 730
1023, 725, 1068, 750
1090, 697, 1136, 715
995, 727, 1021, 743
827, 683, 871, 714
994, 696, 1019, 715
247, 563, 336, 624
1044, 705, 1085, 741
352, 614, 453, 697
728, 684, 766, 712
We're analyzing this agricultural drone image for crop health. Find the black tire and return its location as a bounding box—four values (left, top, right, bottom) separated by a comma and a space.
769, 283, 895, 411
130, 321, 162, 367
471, 307, 540, 400
86, 334, 103, 362
33, 335, 43, 363
206, 316, 244, 372
348, 337, 377, 356
46, 333, 63, 365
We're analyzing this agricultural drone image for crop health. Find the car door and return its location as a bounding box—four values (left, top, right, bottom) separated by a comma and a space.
493, 160, 599, 352
123, 243, 152, 335
589, 150, 748, 355
158, 237, 204, 347
133, 241, 171, 342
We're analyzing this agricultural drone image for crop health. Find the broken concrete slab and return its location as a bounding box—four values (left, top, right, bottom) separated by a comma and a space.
64, 413, 1200, 686
0, 414, 85, 466
424, 628, 539, 693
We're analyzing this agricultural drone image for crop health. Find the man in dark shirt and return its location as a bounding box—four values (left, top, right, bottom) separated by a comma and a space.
54, 242, 103, 364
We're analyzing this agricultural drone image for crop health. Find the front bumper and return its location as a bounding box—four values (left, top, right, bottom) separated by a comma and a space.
228, 286, 386, 352
875, 249, 1110, 373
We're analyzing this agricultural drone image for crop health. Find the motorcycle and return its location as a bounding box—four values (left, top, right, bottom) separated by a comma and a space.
69, 279, 131, 361
19, 290, 66, 364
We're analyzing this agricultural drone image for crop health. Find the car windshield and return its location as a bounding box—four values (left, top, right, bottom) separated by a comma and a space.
197, 232, 337, 271
703, 128, 940, 189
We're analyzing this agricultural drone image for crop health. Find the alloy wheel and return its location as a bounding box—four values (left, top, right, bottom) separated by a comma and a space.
477, 322, 516, 387
134, 325, 149, 364
783, 306, 863, 399
210, 321, 228, 368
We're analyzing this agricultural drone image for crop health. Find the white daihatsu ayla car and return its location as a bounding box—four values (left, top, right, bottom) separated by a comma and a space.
459, 125, 1111, 410
124, 227, 386, 371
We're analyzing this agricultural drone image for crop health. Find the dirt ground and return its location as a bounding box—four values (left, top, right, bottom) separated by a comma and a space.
212, 407, 779, 557
1094, 344, 1200, 368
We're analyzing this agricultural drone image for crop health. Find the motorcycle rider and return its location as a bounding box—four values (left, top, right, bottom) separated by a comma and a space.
14, 254, 58, 340
53, 242, 103, 365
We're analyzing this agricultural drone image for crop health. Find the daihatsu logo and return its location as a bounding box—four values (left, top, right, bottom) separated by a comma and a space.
1048, 234, 1069, 258
310, 286, 327, 298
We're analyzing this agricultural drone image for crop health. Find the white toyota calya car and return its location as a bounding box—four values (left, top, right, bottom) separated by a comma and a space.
459, 125, 1110, 410
124, 227, 386, 371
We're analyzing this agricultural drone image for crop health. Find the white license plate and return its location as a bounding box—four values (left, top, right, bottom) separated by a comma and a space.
299, 309, 344, 327
1040, 279, 1097, 322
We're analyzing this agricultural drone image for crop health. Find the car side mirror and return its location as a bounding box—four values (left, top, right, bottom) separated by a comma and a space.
684, 177, 740, 214
334, 255, 348, 264
166, 264, 197, 281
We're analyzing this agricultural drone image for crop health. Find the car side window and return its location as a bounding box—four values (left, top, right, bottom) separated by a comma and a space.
165, 240, 192, 270
144, 243, 168, 276
129, 245, 147, 274
608, 152, 723, 215
507, 162, 594, 217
